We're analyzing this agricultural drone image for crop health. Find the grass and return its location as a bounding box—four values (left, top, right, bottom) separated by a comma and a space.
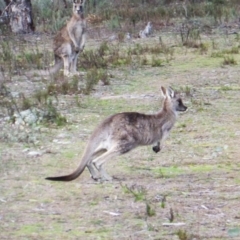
1, 5, 240, 239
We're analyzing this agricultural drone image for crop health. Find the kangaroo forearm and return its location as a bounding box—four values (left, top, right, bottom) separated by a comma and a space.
79, 33, 86, 50
70, 34, 79, 47
67, 25, 79, 47
152, 141, 161, 153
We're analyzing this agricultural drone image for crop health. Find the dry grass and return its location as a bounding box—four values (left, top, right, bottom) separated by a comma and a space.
1, 18, 240, 240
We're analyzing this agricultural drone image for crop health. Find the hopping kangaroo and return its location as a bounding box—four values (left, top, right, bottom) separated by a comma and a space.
46, 87, 187, 182
51, 0, 86, 76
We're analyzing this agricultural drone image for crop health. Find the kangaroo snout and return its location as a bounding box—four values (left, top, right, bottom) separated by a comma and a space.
180, 105, 188, 112
77, 6, 83, 14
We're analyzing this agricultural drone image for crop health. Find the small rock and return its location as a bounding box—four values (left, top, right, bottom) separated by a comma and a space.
27, 151, 43, 157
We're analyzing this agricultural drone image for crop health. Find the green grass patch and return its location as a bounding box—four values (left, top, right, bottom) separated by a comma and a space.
16, 224, 44, 235
188, 164, 215, 173
62, 151, 76, 159
172, 54, 222, 72
153, 166, 184, 178
207, 85, 240, 91
153, 164, 226, 178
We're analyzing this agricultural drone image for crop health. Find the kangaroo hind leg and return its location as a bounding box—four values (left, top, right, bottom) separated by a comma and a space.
92, 146, 121, 181
70, 52, 79, 74
62, 55, 71, 76
87, 162, 100, 181
87, 148, 108, 181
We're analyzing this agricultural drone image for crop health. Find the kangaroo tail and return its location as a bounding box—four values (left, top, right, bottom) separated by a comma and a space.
45, 161, 87, 182
25, 56, 63, 77
47, 55, 63, 75
45, 149, 92, 182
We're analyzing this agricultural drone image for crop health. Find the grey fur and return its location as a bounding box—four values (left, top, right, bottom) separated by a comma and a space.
46, 86, 187, 182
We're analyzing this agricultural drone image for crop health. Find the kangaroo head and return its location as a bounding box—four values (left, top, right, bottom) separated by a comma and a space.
73, 0, 85, 15
147, 22, 152, 28
161, 86, 187, 113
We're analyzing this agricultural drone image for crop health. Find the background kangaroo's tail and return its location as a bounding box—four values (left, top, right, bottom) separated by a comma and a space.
48, 57, 63, 75
25, 56, 63, 77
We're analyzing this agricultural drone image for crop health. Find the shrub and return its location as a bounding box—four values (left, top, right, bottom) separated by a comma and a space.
222, 56, 237, 65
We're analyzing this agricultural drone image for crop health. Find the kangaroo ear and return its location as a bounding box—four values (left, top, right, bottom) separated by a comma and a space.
167, 87, 175, 98
161, 86, 167, 98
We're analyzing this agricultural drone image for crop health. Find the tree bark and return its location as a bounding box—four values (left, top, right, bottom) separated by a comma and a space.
4, 0, 35, 33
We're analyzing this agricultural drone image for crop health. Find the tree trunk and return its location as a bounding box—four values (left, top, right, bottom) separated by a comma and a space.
5, 0, 34, 33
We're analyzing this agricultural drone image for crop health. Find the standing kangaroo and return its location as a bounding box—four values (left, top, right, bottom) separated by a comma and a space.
46, 87, 187, 182
139, 22, 153, 38
51, 0, 86, 76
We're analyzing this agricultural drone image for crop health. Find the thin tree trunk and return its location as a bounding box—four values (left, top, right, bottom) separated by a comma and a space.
4, 0, 34, 33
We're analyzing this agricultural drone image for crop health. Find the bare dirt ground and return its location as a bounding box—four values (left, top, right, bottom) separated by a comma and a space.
1, 29, 240, 240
